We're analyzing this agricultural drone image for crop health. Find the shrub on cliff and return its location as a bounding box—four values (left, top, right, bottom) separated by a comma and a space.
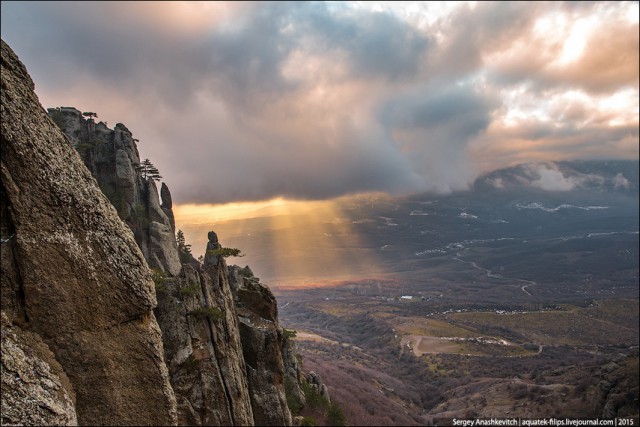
207, 247, 244, 258
176, 229, 193, 263
188, 307, 223, 322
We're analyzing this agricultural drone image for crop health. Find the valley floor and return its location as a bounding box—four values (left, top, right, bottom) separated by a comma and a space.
276, 285, 639, 425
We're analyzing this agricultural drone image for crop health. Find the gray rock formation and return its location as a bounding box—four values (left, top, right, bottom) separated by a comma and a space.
204, 230, 222, 267
161, 182, 176, 233
154, 234, 255, 425
229, 266, 293, 426
49, 102, 300, 425
1, 39, 177, 425
35, 38, 311, 426
307, 371, 331, 403
47, 105, 181, 279
147, 179, 182, 275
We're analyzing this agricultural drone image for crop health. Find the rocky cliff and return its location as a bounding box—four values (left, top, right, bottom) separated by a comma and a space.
47, 96, 312, 427
228, 265, 294, 426
45, 108, 299, 426
1, 37, 318, 427
1, 39, 177, 425
47, 106, 182, 276
154, 233, 255, 425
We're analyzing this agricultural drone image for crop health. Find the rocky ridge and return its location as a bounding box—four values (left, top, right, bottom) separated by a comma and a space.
1, 38, 325, 426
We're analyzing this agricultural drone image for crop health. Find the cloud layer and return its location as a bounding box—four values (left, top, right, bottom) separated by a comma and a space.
2, 1, 637, 203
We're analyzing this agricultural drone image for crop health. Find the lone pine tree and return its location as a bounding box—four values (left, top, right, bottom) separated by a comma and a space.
135, 158, 163, 182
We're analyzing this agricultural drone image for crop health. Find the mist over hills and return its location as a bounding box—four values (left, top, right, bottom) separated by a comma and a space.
203, 159, 638, 301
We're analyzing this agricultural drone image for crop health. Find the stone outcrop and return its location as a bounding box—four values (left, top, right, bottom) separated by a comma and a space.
147, 179, 182, 275
47, 106, 181, 278
307, 371, 331, 403
154, 234, 255, 425
282, 332, 307, 411
161, 182, 176, 233
1, 38, 177, 425
229, 266, 293, 426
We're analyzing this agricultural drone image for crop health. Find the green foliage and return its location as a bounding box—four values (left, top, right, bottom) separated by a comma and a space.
180, 283, 200, 297
179, 252, 192, 264
176, 229, 188, 248
82, 111, 98, 119
176, 229, 193, 263
327, 402, 346, 426
49, 108, 65, 129
295, 353, 303, 365
189, 306, 223, 322
207, 247, 244, 258
152, 269, 168, 294
300, 416, 317, 426
298, 379, 346, 425
301, 381, 325, 411
285, 376, 304, 415
152, 269, 167, 286
283, 329, 297, 340
75, 137, 106, 158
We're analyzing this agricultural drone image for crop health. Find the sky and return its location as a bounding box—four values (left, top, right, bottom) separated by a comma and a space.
1, 1, 638, 205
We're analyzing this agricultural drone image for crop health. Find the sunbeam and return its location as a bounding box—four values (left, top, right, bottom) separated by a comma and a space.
173, 195, 387, 287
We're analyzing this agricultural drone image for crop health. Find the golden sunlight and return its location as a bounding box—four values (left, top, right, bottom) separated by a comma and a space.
173, 196, 387, 287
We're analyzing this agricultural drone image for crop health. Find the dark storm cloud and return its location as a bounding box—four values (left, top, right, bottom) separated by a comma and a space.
375, 84, 499, 192
1, 1, 637, 204
380, 84, 495, 137
295, 2, 430, 80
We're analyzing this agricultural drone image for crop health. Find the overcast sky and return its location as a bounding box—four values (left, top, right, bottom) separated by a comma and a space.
2, 1, 638, 204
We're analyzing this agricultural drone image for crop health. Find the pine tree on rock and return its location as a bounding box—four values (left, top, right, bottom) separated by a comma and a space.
135, 158, 163, 182
176, 229, 193, 263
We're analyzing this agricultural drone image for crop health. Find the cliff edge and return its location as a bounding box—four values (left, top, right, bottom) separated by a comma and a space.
0, 39, 177, 425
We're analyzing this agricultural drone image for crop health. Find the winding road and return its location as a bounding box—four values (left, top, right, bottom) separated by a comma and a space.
454, 249, 537, 296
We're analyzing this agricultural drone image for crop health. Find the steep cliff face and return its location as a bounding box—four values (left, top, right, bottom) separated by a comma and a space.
48, 106, 181, 276
3, 36, 302, 425
49, 107, 301, 425
1, 39, 177, 425
154, 233, 255, 425
228, 265, 294, 426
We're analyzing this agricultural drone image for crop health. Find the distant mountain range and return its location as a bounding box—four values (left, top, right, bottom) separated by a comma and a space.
474, 160, 638, 193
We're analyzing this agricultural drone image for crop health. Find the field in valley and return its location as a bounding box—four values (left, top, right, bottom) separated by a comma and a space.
277, 287, 639, 425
